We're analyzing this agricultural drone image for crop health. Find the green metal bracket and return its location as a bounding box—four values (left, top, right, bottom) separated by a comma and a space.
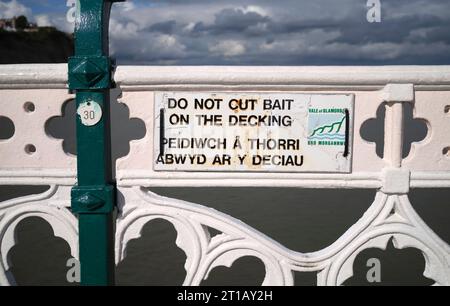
69, 0, 124, 286
69, 56, 111, 90
72, 185, 115, 214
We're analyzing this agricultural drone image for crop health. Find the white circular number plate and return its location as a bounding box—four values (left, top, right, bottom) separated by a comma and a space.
77, 100, 102, 126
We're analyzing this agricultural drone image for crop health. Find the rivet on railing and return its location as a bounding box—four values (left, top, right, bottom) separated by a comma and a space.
25, 144, 36, 155
23, 102, 35, 113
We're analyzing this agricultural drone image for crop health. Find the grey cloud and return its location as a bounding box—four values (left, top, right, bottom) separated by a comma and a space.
106, 0, 450, 65
214, 8, 269, 32
334, 14, 450, 45
190, 7, 270, 36
147, 20, 177, 34
411, 26, 450, 44
267, 19, 339, 34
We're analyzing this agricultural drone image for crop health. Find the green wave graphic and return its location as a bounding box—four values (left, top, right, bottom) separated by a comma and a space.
310, 116, 346, 137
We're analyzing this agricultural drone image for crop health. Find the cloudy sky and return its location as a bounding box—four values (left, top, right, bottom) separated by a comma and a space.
1, 0, 450, 65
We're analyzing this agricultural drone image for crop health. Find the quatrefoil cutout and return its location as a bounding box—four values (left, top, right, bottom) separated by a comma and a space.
360, 103, 428, 159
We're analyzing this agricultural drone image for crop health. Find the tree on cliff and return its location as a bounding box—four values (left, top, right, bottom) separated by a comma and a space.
15, 15, 28, 30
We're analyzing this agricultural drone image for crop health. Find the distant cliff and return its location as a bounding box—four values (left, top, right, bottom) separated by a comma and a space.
0, 27, 73, 64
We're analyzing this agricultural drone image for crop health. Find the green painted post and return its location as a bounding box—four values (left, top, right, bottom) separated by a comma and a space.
68, 0, 124, 286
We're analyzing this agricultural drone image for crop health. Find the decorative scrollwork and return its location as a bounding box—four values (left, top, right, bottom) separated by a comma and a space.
0, 185, 78, 285
322, 194, 450, 286
115, 187, 449, 286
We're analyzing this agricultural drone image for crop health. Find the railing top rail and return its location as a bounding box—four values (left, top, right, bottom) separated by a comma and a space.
1, 64, 450, 89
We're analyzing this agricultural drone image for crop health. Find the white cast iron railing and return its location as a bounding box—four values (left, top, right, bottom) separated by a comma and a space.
0, 64, 449, 285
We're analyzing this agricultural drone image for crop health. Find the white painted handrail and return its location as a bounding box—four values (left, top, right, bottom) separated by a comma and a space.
1, 64, 450, 88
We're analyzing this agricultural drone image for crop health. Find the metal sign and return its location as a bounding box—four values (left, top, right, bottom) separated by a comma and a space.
154, 92, 354, 173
